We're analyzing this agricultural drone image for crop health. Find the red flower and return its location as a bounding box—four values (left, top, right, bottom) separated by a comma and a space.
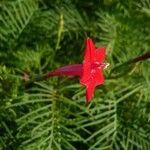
45, 38, 107, 102
80, 38, 106, 102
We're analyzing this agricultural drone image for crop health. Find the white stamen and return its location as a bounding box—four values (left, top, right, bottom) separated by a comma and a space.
103, 63, 110, 69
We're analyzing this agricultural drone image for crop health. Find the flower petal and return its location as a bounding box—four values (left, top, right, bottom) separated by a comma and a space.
83, 38, 95, 63
86, 80, 96, 102
85, 68, 104, 102
95, 48, 106, 63
94, 68, 104, 85
80, 62, 91, 85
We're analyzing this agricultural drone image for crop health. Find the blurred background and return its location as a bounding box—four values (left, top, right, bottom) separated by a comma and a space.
0, 0, 150, 149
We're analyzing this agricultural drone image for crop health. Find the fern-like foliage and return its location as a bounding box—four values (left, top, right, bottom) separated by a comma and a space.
0, 0, 38, 48
137, 0, 150, 16
8, 82, 85, 150
76, 83, 150, 150
1, 0, 150, 149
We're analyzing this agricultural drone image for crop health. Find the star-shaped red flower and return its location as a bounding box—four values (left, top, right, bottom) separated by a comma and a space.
43, 37, 107, 103
80, 38, 106, 102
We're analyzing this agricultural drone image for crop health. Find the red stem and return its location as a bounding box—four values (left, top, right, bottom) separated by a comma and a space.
128, 52, 150, 64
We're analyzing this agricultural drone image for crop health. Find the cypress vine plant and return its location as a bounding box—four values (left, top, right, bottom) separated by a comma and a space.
0, 0, 150, 149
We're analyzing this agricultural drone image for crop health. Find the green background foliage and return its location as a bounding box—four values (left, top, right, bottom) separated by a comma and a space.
0, 0, 150, 149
